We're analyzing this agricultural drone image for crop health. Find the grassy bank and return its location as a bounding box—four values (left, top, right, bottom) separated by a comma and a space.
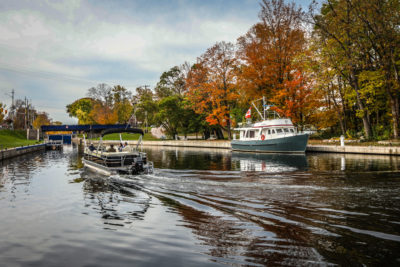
0, 130, 41, 149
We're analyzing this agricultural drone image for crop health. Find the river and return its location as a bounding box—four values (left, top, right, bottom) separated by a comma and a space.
0, 145, 399, 266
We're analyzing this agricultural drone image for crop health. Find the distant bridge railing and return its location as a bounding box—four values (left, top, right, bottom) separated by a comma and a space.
41, 124, 130, 133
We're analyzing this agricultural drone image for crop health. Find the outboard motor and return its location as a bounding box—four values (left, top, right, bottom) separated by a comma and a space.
131, 157, 144, 174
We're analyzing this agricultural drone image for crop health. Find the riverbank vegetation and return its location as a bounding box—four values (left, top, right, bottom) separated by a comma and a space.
0, 130, 41, 149
66, 0, 400, 141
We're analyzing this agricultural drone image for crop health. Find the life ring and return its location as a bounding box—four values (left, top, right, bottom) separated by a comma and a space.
261, 134, 265, 141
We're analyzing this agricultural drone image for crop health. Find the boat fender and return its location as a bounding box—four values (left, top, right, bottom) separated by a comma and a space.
261, 134, 265, 141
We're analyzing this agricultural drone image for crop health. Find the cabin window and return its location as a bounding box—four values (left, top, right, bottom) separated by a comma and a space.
271, 129, 276, 134
290, 129, 294, 133
246, 130, 255, 138
268, 129, 271, 135
284, 128, 289, 133
276, 129, 283, 134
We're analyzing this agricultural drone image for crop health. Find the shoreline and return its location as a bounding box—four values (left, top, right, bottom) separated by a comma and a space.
3, 139, 399, 161
75, 139, 400, 156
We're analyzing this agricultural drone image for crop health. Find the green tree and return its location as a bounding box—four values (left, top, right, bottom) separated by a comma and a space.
134, 86, 158, 127
112, 85, 133, 123
154, 95, 183, 138
66, 98, 96, 124
155, 66, 186, 98
310, 0, 374, 138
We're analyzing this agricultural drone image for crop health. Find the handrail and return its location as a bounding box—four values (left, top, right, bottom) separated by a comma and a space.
136, 135, 142, 151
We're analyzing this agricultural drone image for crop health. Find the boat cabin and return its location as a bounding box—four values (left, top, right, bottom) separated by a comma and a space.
235, 119, 297, 141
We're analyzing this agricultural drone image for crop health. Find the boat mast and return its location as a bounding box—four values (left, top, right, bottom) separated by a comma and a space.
263, 96, 266, 120
252, 98, 264, 120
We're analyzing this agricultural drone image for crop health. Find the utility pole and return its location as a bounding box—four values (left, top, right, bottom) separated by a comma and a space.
24, 97, 27, 130
11, 89, 14, 114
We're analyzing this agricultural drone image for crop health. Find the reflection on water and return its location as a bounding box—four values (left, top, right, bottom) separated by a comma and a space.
231, 152, 308, 172
0, 145, 400, 266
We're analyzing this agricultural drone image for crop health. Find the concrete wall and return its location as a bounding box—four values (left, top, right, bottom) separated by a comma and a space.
306, 145, 400, 156
0, 144, 46, 161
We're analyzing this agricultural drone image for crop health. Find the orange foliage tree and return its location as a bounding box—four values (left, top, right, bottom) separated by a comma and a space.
236, 0, 316, 127
186, 41, 240, 139
89, 102, 118, 124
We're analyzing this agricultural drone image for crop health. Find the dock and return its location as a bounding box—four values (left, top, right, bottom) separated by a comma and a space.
44, 139, 63, 150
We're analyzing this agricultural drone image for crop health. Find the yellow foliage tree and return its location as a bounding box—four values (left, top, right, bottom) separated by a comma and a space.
33, 113, 51, 129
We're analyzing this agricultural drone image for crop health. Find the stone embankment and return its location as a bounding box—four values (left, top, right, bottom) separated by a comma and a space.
0, 144, 46, 161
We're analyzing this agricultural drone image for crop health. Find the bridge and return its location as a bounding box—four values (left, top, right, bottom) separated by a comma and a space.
41, 124, 130, 133
41, 124, 131, 145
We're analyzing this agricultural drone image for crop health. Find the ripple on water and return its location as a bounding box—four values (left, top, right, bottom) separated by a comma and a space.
0, 147, 400, 266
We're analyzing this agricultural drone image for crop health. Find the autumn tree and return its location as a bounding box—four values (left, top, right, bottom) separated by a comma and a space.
187, 41, 239, 140
33, 112, 51, 129
349, 0, 400, 138
89, 102, 118, 124
0, 102, 6, 123
310, 0, 375, 138
67, 84, 136, 125
236, 0, 316, 127
66, 98, 96, 124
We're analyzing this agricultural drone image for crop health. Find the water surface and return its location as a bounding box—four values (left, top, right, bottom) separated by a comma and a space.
1, 146, 399, 266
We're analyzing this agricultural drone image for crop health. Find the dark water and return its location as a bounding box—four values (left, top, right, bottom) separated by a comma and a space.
1, 146, 400, 266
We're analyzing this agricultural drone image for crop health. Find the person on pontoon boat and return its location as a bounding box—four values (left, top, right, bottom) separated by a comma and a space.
118, 143, 123, 152
89, 143, 95, 151
107, 144, 116, 152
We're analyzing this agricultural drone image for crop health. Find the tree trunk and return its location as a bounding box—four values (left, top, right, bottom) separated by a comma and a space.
385, 66, 399, 139
203, 128, 210, 140
216, 128, 224, 139
389, 95, 399, 139
351, 70, 373, 139
226, 116, 231, 140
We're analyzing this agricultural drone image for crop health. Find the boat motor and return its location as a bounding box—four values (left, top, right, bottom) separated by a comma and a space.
131, 157, 144, 174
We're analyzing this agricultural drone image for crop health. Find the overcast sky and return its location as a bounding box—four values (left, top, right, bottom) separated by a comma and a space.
0, 0, 313, 124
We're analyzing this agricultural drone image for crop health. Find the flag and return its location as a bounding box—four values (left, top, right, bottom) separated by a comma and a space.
245, 107, 251, 118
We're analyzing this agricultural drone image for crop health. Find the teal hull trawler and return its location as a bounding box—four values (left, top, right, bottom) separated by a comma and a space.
82, 128, 153, 176
231, 98, 309, 153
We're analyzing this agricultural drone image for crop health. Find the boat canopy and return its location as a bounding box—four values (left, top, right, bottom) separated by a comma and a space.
100, 128, 144, 137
